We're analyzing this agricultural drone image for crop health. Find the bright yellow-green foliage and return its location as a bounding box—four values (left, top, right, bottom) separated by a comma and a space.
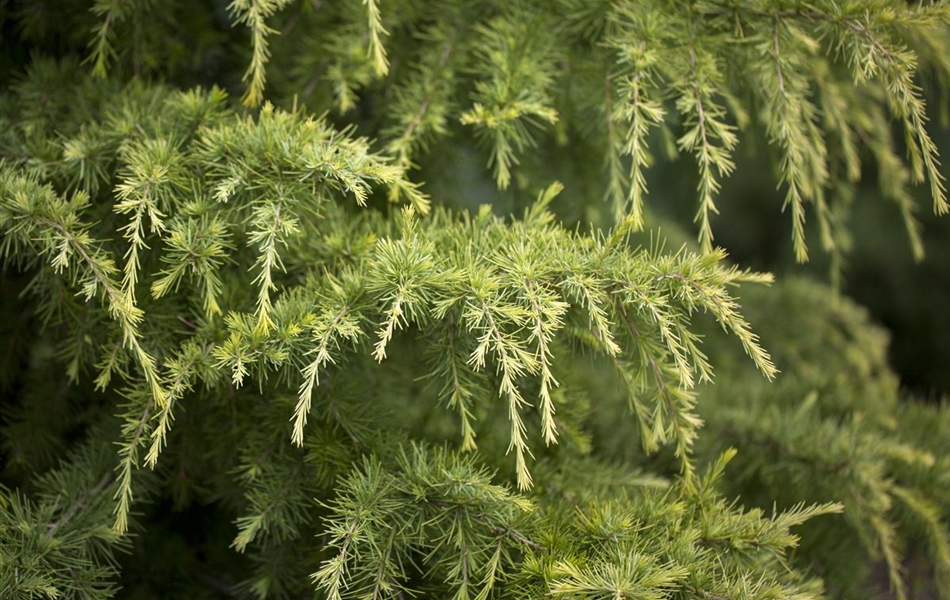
0, 1, 948, 599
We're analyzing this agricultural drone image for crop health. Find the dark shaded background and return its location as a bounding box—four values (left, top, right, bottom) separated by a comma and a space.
651, 130, 950, 400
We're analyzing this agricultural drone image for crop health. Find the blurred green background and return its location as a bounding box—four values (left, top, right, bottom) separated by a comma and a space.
650, 127, 950, 400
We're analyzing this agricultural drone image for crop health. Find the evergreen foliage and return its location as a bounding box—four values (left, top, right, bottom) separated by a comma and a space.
0, 1, 948, 599
694, 278, 950, 600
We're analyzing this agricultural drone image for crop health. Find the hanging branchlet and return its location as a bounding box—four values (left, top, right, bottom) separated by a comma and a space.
460, 14, 560, 189
293, 271, 367, 447
111, 385, 152, 535
0, 169, 168, 412
608, 38, 665, 228
384, 30, 459, 169
822, 6, 949, 216
114, 137, 184, 300
362, 0, 391, 77
320, 26, 379, 114
755, 15, 829, 262
676, 14, 740, 254
228, 0, 294, 107
86, 0, 153, 78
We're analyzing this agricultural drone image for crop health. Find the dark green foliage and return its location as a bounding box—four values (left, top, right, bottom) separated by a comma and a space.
692, 278, 950, 599
0, 435, 132, 599
1, 1, 949, 599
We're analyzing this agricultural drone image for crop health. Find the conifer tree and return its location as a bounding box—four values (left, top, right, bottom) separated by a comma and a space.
0, 1, 948, 599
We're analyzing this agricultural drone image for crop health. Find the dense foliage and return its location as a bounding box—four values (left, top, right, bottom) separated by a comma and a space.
0, 1, 948, 599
